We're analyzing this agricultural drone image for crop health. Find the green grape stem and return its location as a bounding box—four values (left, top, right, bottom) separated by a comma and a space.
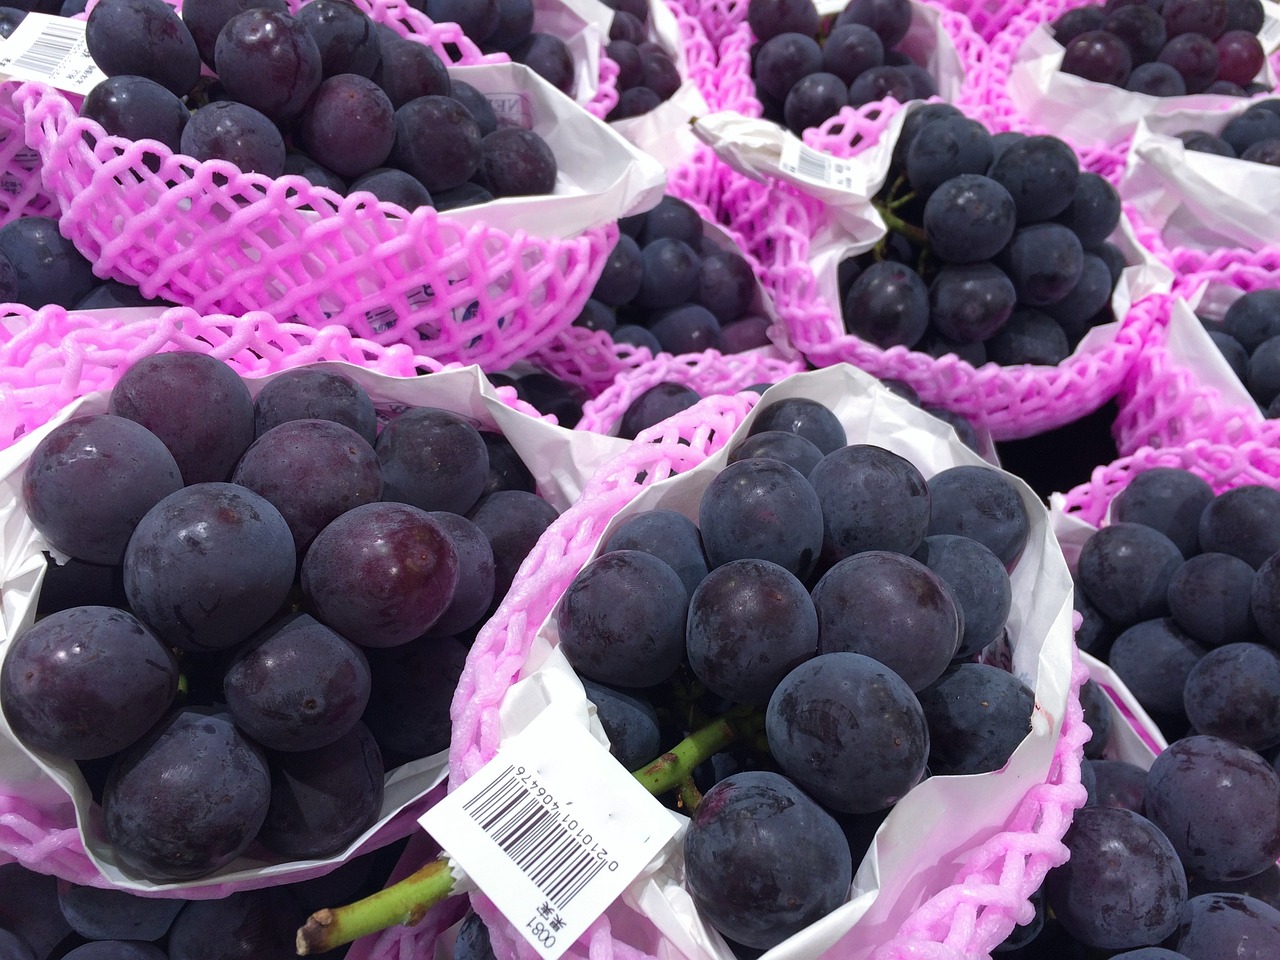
873, 200, 928, 246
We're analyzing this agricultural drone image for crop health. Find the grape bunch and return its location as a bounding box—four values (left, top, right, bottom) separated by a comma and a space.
571, 195, 776, 363
601, 0, 683, 121
6, 353, 558, 881
553, 396, 1036, 949
748, 0, 939, 135
0, 839, 412, 959
79, 0, 560, 213
1179, 97, 1280, 162
1193, 287, 1280, 414
1051, 0, 1272, 96
838, 103, 1127, 367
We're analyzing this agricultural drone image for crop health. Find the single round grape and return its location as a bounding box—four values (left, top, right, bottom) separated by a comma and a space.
1224, 288, 1280, 351
215, 8, 322, 121
180, 99, 286, 176
1226, 0, 1264, 30
581, 680, 660, 772
1128, 59, 1189, 94
891, 101, 964, 167
1214, 29, 1265, 85
252, 367, 375, 444
729, 430, 824, 478
1045, 253, 1117, 338
1183, 642, 1280, 750
1061, 29, 1134, 85
348, 166, 433, 210
1052, 5, 1109, 44
695, 248, 756, 323
1078, 522, 1185, 627
81, 75, 188, 152
373, 36, 450, 108
1221, 108, 1280, 154
847, 64, 914, 105
1163, 0, 1230, 37
783, 71, 848, 135
988, 135, 1082, 225
1167, 552, 1259, 647
449, 79, 497, 136
468, 489, 559, 607
1055, 172, 1123, 248
1002, 222, 1085, 306
616, 381, 701, 439
917, 662, 1034, 774
1087, 758, 1148, 812
86, 0, 201, 97
608, 85, 663, 119
419, 512, 495, 637
808, 443, 931, 561
641, 195, 705, 248
376, 406, 488, 515
510, 32, 574, 94
1110, 617, 1206, 730
1172, 892, 1280, 957
837, 0, 913, 47
928, 262, 1016, 343
1079, 678, 1115, 759
0, 6, 23, 38
748, 397, 847, 454
649, 303, 723, 354
295, 0, 381, 78
1158, 32, 1220, 92
363, 634, 467, 759
284, 150, 347, 193
476, 127, 557, 198
390, 94, 482, 193
841, 258, 929, 348
905, 116, 995, 197
488, 0, 535, 51
57, 881, 183, 942
0, 215, 96, 309
634, 237, 701, 310
984, 308, 1071, 366
1112, 466, 1213, 556
901, 62, 937, 99
1201, 485, 1280, 568
922, 174, 1018, 264
925, 464, 1030, 570
592, 233, 643, 307
912, 533, 1012, 660
299, 73, 394, 179
0, 865, 71, 959
1107, 5, 1168, 63
182, 0, 288, 67
720, 315, 773, 352
424, 0, 498, 42
602, 509, 708, 598
1243, 138, 1280, 165
746, 0, 819, 43
822, 22, 884, 84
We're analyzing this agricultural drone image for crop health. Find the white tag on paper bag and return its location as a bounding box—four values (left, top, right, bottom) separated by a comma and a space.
0, 14, 104, 95
420, 708, 680, 960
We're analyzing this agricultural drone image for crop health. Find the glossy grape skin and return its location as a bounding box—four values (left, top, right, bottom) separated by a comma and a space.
182, 0, 287, 67
1221, 108, 1280, 154
57, 881, 183, 942
182, 97, 288, 175
591, 233, 643, 306
822, 23, 884, 84
906, 116, 995, 198
1044, 806, 1187, 950
729, 431, 824, 479
609, 85, 663, 119
362, 633, 467, 761
912, 533, 1013, 660
1112, 466, 1214, 557
579, 680, 660, 772
687, 558, 817, 705
302, 501, 459, 648
373, 36, 450, 108
104, 708, 271, 881
81, 75, 189, 153
1146, 735, 1280, 881
166, 888, 299, 960
468, 490, 559, 607
841, 259, 930, 348
1077, 522, 1185, 626
1167, 552, 1258, 647
557, 550, 687, 689
1062, 30, 1134, 85
650, 304, 723, 354
1054, 172, 1122, 249
684, 770, 852, 950
926, 465, 1029, 570
1110, 618, 1206, 729
748, 398, 847, 455
1128, 59, 1189, 93
419, 512, 494, 637
0, 6, 23, 37
22, 414, 182, 565
602, 509, 708, 598
917, 662, 1034, 774
695, 249, 756, 324
1201, 485, 1280, 568
922, 174, 1018, 264
754, 32, 822, 102
848, 64, 914, 105
0, 215, 97, 309
1087, 758, 1149, 812
1002, 223, 1085, 307
297, 73, 394, 180
252, 368, 376, 444
348, 166, 433, 210
616, 381, 701, 439
86, 0, 200, 96
699, 458, 825, 579
295, 0, 381, 78
476, 127, 557, 198
928, 262, 1017, 343
215, 8, 322, 121
987, 135, 1081, 225
784, 72, 848, 135
1, 606, 178, 760
390, 94, 482, 193
1157, 32, 1220, 92
746, 0, 819, 43
376, 406, 488, 515
1183, 643, 1280, 750
837, 0, 912, 47
1170, 893, 1280, 958
634, 237, 701, 310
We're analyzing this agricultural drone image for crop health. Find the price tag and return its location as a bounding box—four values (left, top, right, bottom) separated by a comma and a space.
778, 136, 859, 192
0, 14, 105, 95
420, 708, 679, 960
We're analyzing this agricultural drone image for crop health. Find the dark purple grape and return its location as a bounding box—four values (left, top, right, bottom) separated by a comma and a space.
901, 62, 937, 99
905, 116, 995, 197
1173, 892, 1280, 957
1052, 5, 1109, 44
767, 652, 928, 813
841, 258, 929, 348
478, 431, 535, 497
283, 150, 347, 193
510, 32, 574, 94
912, 533, 1012, 660
373, 37, 450, 108
1215, 29, 1265, 85
487, 0, 534, 51
1163, 0, 1230, 37
1224, 288, 1280, 351
1212, 330, 1251, 382
608, 85, 663, 119
650, 303, 723, 354
376, 406, 488, 515
166, 887, 299, 960
608, 38, 644, 88
296, 0, 380, 78
634, 237, 701, 309
57, 881, 183, 942
847, 63, 914, 105
1078, 522, 1185, 626
746, 0, 819, 43
616, 381, 701, 438
0, 215, 96, 309
252, 367, 375, 444
104, 708, 271, 880
783, 71, 848, 134
424, 0, 498, 42
1221, 107, 1280, 154
299, 73, 395, 179
581, 680, 660, 771
987, 135, 1081, 225
557, 550, 687, 688
1146, 735, 1280, 880
434, 180, 494, 210
729, 430, 824, 478
1127, 59, 1189, 94
984, 308, 1070, 365
1167, 552, 1259, 647
1201, 485, 1280, 567
685, 770, 852, 949
695, 248, 756, 323
0, 6, 23, 37
180, 99, 286, 176
592, 233, 643, 306
182, 0, 287, 67
1107, 4, 1168, 63
1, 606, 178, 760
1183, 642, 1280, 750
925, 465, 1029, 570
421, 512, 495, 637
837, 0, 913, 47
215, 8, 322, 121
80, 75, 188, 152
1088, 758, 1149, 812
302, 501, 459, 648
449, 79, 497, 136
348, 166, 433, 210
1158, 32, 1220, 92
749, 397, 846, 454
476, 127, 557, 197
822, 22, 884, 84
1055, 172, 1123, 248
808, 442, 930, 562
687, 558, 817, 705
1061, 29, 1134, 85
0, 865, 72, 959
754, 32, 823, 102
1108, 617, 1206, 730
640, 45, 681, 100
362, 633, 467, 759
1044, 805, 1187, 949
601, 509, 708, 598
928, 262, 1016, 342
86, 0, 201, 96
917, 662, 1033, 774
390, 94, 482, 193
1243, 138, 1280, 165
1225, 0, 1264, 31
1045, 253, 1115, 338
1112, 466, 1213, 556
891, 101, 964, 167
922, 174, 1018, 264
1205, 77, 1250, 93
1001, 222, 1085, 306
1080, 678, 1115, 758
468, 489, 559, 606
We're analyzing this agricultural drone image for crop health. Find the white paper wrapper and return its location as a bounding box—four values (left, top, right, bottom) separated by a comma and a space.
525, 0, 609, 109
1163, 291, 1261, 410
1007, 2, 1280, 149
1119, 101, 1280, 251
0, 364, 631, 894
481, 364, 1076, 960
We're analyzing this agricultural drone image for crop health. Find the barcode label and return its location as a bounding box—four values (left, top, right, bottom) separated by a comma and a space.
420, 708, 679, 960
0, 14, 105, 95
778, 137, 858, 191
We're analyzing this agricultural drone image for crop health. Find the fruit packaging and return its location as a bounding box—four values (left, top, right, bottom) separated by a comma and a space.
0, 85, 53, 226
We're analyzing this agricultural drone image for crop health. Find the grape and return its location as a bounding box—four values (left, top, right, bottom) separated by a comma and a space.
746, 0, 819, 43
1243, 139, 1280, 165
476, 127, 557, 198
509, 32, 574, 94
362, 634, 467, 760
1146, 735, 1280, 880
1211, 330, 1251, 382
57, 882, 182, 942
989, 136, 1081, 225
755, 32, 823, 102
783, 72, 848, 135
1221, 108, 1280, 154
1186, 863, 1280, 909
86, 0, 200, 96
609, 86, 663, 119
0, 929, 32, 960
0, 215, 96, 309
424, 0, 498, 43
487, 0, 534, 51
891, 101, 963, 167
639, 196, 703, 248
640, 45, 681, 101
1, 606, 178, 760
104, 708, 271, 880
633, 237, 701, 310
822, 23, 884, 84
1158, 32, 1220, 92
1107, 4, 1169, 63
420, 512, 495, 637
468, 490, 559, 606
449, 80, 497, 136
924, 405, 983, 452
1052, 5, 1109, 44
1079, 522, 1186, 628
0, 865, 72, 958
1045, 253, 1116, 337
581, 680, 660, 771
901, 63, 937, 99
847, 64, 914, 106
1001, 223, 1085, 307
1096, 239, 1130, 285
180, 99, 286, 177
557, 550, 687, 688
695, 249, 756, 323
295, 0, 380, 78
928, 262, 1016, 343
925, 465, 1029, 570
387, 94, 484, 194
295, 74, 395, 180
1088, 758, 1149, 812
917, 662, 1033, 774
984, 308, 1071, 366
684, 771, 852, 949
513, 373, 586, 428
650, 303, 723, 354
81, 75, 188, 153
1112, 466, 1213, 556
22, 415, 182, 565
1055, 172, 1122, 249
258, 721, 383, 858
602, 509, 708, 598
749, 397, 846, 454
1183, 643, 1280, 750
373, 37, 450, 108
454, 912, 498, 960
224, 612, 371, 752
1108, 617, 1205, 730
62, 944, 168, 960
1062, 30, 1134, 85
253, 368, 375, 444
617, 381, 701, 439
837, 0, 912, 47
1172, 893, 1280, 957
0, 7, 23, 37
912, 534, 1012, 660
1206, 77, 1250, 93
1214, 29, 1264, 85
1224, 289, 1280, 351
687, 558, 818, 705
841, 259, 929, 348
182, 0, 286, 67
922, 174, 1018, 264
376, 406, 488, 514
609, 38, 644, 88
1128, 59, 1189, 94
1044, 805, 1187, 949
1201, 485, 1280, 567
215, 9, 322, 121
905, 117, 995, 197
1225, 0, 1264, 31
1167, 552, 1259, 647
1249, 550, 1280, 647
348, 166, 432, 210
592, 233, 643, 307
729, 431, 824, 478
283, 150, 347, 193
435, 181, 495, 210
167, 888, 299, 960
767, 652, 928, 813
1163, 0, 1230, 37
302, 501, 459, 648
720, 315, 773, 352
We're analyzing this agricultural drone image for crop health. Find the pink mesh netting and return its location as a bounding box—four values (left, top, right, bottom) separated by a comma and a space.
14, 0, 620, 371
0, 304, 541, 448
0, 82, 53, 227
575, 346, 805, 433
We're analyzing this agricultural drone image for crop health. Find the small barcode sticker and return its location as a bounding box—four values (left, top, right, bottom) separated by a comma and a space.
778, 137, 857, 191
0, 14, 104, 95
420, 708, 679, 960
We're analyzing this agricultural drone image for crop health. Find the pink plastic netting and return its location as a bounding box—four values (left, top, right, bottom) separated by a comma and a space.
14, 0, 619, 371
0, 82, 53, 227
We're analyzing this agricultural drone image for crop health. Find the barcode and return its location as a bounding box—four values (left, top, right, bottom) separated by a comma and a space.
463, 764, 610, 910
793, 146, 830, 182
9, 20, 82, 78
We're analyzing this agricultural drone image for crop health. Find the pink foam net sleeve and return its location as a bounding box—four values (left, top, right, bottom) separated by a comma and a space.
0, 82, 54, 227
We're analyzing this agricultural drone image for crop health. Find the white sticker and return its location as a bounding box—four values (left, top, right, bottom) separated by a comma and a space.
1260, 13, 1280, 50
419, 708, 679, 960
0, 14, 105, 95
778, 136, 859, 192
